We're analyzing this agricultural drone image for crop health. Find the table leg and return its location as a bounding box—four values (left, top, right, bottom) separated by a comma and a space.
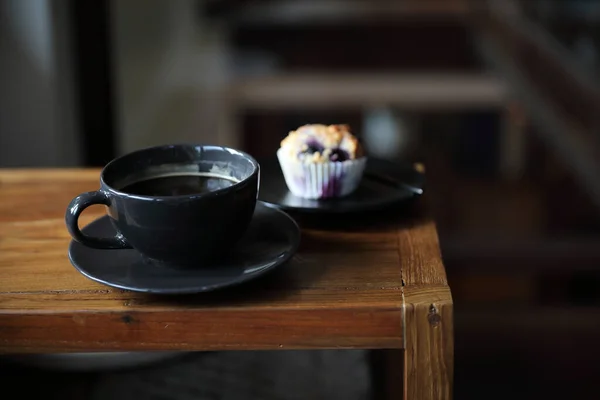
403, 295, 454, 400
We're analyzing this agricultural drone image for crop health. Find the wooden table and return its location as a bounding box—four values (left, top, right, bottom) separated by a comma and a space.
0, 169, 453, 400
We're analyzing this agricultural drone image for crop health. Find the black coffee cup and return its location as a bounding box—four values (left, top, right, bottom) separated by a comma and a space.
65, 144, 260, 266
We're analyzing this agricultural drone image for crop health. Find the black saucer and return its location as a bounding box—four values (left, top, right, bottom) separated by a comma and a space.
258, 157, 425, 213
68, 202, 300, 294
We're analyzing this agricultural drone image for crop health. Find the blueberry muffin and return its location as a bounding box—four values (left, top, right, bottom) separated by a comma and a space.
277, 124, 367, 199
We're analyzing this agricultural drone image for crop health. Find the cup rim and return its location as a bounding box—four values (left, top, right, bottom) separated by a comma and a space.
100, 143, 260, 201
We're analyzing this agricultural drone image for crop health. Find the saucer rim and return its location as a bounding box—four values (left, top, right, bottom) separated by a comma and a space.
68, 201, 301, 295
258, 158, 424, 214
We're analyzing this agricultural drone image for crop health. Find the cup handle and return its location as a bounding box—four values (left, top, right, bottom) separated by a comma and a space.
65, 191, 131, 249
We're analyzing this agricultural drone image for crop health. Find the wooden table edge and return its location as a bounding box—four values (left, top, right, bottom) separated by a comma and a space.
0, 302, 405, 354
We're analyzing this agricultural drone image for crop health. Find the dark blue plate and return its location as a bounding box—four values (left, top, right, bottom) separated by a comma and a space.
258, 157, 425, 213
68, 202, 300, 294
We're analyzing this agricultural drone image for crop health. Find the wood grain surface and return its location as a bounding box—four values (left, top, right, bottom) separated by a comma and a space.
0, 169, 452, 398
400, 210, 453, 400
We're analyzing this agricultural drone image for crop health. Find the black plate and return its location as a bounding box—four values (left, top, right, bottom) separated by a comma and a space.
68, 202, 300, 294
258, 157, 425, 213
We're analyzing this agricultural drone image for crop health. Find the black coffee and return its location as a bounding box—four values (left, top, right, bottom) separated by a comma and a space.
120, 173, 239, 196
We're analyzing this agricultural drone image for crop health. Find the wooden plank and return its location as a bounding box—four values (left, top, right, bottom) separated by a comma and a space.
398, 220, 447, 287
398, 200, 454, 400
0, 169, 454, 399
0, 308, 402, 353
0, 169, 448, 353
403, 286, 453, 400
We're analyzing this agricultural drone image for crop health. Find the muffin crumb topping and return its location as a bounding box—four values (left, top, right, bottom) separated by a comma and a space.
279, 124, 363, 164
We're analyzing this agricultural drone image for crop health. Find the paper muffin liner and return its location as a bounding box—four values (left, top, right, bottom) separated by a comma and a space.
277, 149, 367, 199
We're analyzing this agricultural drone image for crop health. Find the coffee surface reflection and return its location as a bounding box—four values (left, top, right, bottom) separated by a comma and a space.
120, 173, 239, 197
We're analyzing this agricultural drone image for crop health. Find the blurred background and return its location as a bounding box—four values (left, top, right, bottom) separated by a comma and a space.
1, 0, 599, 399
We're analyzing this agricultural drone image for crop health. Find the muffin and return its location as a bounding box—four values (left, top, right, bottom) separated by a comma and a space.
277, 124, 367, 199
